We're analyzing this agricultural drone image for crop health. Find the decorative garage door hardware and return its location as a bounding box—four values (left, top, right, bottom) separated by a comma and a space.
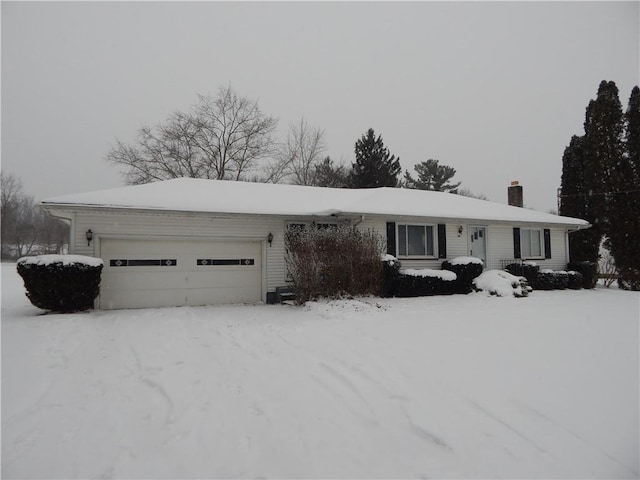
197, 259, 255, 266
110, 259, 177, 267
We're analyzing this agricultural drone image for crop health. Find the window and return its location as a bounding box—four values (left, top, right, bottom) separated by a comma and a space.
286, 221, 338, 231
398, 224, 435, 257
521, 228, 542, 258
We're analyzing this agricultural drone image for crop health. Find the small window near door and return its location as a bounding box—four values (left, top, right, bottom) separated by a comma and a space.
521, 228, 542, 258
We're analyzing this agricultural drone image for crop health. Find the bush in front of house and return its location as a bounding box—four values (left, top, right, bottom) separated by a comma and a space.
535, 270, 570, 290
381, 254, 402, 298
285, 225, 384, 304
441, 257, 484, 294
504, 262, 540, 288
390, 268, 457, 297
567, 271, 584, 290
473, 270, 531, 298
567, 261, 598, 289
16, 255, 103, 312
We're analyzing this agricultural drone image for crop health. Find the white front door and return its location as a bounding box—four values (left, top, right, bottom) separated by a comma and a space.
469, 226, 487, 267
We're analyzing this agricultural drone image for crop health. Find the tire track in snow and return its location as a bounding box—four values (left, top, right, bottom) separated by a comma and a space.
400, 406, 453, 451
513, 399, 640, 477
464, 397, 547, 454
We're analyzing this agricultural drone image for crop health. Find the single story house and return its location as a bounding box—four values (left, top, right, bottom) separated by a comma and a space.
40, 178, 590, 309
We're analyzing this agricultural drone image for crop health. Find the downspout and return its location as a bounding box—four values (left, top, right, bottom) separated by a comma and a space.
352, 215, 365, 227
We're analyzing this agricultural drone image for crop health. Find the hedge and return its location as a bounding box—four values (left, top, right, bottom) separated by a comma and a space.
535, 270, 569, 290
17, 255, 103, 312
441, 258, 484, 294
389, 270, 457, 297
567, 261, 598, 289
504, 262, 539, 288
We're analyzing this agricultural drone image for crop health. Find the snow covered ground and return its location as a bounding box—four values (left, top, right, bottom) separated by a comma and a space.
2, 263, 639, 479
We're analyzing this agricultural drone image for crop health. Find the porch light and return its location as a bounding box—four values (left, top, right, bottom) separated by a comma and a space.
458, 225, 464, 236
267, 232, 274, 247
86, 229, 94, 246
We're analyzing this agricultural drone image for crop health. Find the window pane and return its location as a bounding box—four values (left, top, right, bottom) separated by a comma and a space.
408, 225, 426, 256
398, 225, 407, 256
521, 229, 542, 258
426, 225, 434, 256
530, 229, 541, 257
522, 229, 532, 258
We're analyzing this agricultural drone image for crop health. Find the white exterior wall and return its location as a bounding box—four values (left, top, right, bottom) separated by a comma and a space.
486, 225, 569, 270
65, 209, 572, 306
71, 210, 289, 296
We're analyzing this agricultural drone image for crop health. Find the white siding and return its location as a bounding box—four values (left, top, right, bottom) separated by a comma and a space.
72, 210, 288, 296
68, 209, 572, 307
487, 225, 569, 270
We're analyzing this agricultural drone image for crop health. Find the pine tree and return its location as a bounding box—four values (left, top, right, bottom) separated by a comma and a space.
626, 86, 640, 178
582, 80, 625, 233
348, 128, 401, 188
560, 135, 602, 262
313, 156, 348, 188
403, 159, 461, 192
607, 86, 640, 289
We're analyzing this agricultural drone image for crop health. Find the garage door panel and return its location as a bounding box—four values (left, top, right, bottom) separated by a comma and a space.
102, 272, 189, 291
185, 271, 261, 289
100, 238, 262, 309
185, 287, 259, 305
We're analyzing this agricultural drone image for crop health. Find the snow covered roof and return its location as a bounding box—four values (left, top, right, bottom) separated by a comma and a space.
41, 178, 589, 227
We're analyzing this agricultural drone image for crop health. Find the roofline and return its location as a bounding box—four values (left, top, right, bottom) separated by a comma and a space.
40, 202, 591, 229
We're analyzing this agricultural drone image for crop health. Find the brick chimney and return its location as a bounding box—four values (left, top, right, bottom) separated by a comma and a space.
508, 181, 523, 207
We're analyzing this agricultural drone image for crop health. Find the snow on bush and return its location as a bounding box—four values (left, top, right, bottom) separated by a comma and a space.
447, 256, 484, 266
400, 269, 457, 281
380, 254, 397, 263
473, 270, 530, 298
442, 257, 484, 294
16, 255, 103, 312
17, 254, 103, 267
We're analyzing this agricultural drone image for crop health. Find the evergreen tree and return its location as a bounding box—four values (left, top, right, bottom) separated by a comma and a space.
560, 135, 602, 262
582, 80, 625, 233
626, 86, 640, 178
313, 156, 348, 188
607, 86, 640, 289
403, 159, 461, 192
348, 128, 401, 188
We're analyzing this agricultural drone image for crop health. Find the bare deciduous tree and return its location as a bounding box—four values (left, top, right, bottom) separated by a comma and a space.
107, 86, 278, 184
455, 186, 489, 201
277, 118, 327, 186
1, 172, 69, 260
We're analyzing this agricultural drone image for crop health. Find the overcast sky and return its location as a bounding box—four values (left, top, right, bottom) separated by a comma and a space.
2, 1, 638, 213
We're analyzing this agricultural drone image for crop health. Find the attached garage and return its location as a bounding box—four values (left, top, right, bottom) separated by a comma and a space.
99, 237, 262, 310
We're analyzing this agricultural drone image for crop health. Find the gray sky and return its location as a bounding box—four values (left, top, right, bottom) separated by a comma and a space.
2, 1, 638, 213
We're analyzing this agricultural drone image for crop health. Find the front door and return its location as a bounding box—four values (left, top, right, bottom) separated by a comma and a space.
469, 226, 487, 267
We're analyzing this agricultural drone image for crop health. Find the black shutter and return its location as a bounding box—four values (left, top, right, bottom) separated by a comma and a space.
544, 228, 552, 259
437, 224, 447, 259
513, 227, 521, 259
386, 222, 396, 256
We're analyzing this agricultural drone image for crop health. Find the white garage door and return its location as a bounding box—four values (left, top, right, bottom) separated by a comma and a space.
99, 238, 262, 309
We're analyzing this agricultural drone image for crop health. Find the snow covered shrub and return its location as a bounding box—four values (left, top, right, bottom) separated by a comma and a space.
535, 270, 569, 290
567, 261, 598, 289
389, 269, 457, 297
284, 225, 384, 304
567, 271, 584, 290
381, 254, 402, 297
473, 270, 530, 298
16, 255, 103, 312
504, 262, 539, 288
441, 256, 484, 294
